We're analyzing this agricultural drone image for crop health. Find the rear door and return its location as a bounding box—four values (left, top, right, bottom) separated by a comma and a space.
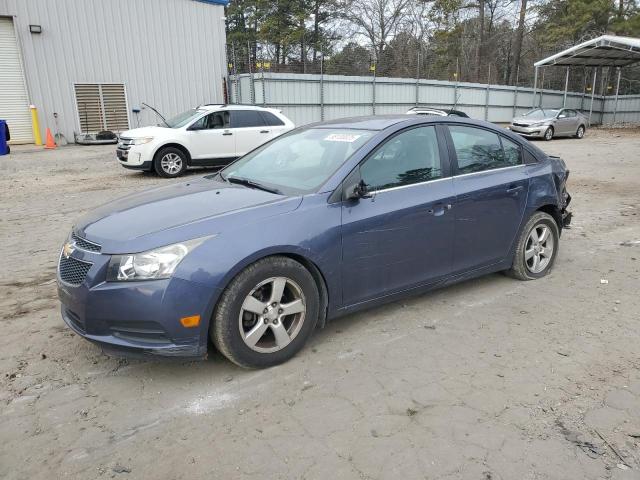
564, 109, 580, 135
259, 111, 288, 140
341, 125, 455, 306
230, 110, 271, 156
445, 125, 529, 274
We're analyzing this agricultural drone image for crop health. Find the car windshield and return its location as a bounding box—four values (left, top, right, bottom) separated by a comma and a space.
522, 108, 559, 119
163, 109, 205, 128
220, 128, 375, 195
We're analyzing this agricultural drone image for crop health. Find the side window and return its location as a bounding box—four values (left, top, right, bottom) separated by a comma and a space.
231, 110, 265, 128
360, 126, 442, 191
500, 136, 522, 167
260, 111, 285, 126
566, 110, 577, 117
448, 125, 509, 174
205, 111, 229, 129
190, 115, 207, 130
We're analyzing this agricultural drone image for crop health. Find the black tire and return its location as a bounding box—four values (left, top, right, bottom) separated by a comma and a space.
154, 146, 187, 178
543, 127, 554, 141
211, 256, 320, 368
506, 211, 560, 281
575, 125, 585, 139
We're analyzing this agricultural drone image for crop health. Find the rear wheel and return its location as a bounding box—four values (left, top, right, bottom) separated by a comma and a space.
543, 127, 554, 141
211, 256, 320, 368
507, 211, 559, 280
575, 125, 585, 139
154, 147, 187, 178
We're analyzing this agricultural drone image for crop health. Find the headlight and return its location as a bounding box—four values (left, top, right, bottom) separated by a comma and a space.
107, 237, 210, 281
131, 136, 154, 145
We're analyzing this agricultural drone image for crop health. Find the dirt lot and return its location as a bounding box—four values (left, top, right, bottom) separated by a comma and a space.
1, 129, 640, 480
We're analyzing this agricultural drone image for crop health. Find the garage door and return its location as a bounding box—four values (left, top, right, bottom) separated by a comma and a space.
0, 17, 32, 143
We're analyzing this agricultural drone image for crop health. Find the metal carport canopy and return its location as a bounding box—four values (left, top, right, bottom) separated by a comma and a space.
534, 35, 640, 67
531, 35, 640, 124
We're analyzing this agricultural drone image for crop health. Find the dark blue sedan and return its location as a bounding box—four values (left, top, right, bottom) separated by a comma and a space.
57, 116, 572, 368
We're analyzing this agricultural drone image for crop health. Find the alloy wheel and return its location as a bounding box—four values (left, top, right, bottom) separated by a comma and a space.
238, 277, 306, 353
577, 126, 585, 138
544, 128, 553, 140
160, 153, 183, 175
525, 224, 555, 274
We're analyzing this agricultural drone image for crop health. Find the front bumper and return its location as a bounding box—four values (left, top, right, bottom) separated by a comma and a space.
116, 142, 155, 169
120, 160, 153, 171
509, 125, 547, 137
57, 248, 216, 358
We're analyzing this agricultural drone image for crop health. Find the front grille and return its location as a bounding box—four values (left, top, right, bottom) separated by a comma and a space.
71, 232, 101, 253
512, 123, 529, 127
58, 255, 92, 286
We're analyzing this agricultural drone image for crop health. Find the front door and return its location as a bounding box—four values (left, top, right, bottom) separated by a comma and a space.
446, 125, 529, 274
188, 111, 235, 160
341, 125, 455, 306
555, 110, 574, 135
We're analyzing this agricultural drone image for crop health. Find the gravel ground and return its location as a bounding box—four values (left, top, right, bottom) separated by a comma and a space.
1, 129, 640, 480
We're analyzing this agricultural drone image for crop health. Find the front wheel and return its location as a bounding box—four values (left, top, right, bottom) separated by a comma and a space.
211, 256, 320, 368
154, 147, 187, 178
507, 212, 559, 280
575, 125, 585, 139
543, 127, 554, 141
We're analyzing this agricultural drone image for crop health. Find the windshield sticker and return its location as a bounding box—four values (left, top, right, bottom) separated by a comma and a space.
324, 133, 361, 143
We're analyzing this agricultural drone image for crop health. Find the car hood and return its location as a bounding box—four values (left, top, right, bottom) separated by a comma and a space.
75, 177, 302, 253
120, 126, 166, 138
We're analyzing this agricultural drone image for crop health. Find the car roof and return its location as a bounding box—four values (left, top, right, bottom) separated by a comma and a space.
409, 107, 447, 112
307, 114, 487, 131
198, 104, 276, 112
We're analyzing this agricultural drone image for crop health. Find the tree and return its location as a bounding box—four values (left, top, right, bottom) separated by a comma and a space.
343, 0, 413, 61
510, 0, 527, 84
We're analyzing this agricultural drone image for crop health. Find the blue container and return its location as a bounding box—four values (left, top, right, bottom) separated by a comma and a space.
0, 120, 8, 155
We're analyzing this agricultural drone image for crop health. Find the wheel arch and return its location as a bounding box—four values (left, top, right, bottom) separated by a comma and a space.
153, 143, 192, 165
211, 248, 331, 332
536, 204, 563, 234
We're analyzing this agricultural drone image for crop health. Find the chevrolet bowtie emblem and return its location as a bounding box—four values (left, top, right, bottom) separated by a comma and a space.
62, 242, 75, 259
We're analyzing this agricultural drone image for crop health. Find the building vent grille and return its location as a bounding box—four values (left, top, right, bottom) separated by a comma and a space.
74, 83, 129, 134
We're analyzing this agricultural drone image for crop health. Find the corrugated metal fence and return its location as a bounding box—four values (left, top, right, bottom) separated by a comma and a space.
230, 72, 640, 126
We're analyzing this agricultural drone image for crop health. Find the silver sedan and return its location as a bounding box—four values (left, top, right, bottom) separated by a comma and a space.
509, 108, 587, 141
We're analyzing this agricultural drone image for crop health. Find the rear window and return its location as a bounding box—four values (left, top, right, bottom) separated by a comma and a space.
231, 110, 265, 128
260, 111, 285, 126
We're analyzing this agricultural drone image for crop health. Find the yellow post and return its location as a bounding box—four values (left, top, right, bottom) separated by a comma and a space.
30, 105, 42, 146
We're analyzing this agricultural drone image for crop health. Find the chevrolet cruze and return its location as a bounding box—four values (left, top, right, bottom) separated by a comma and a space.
57, 116, 572, 368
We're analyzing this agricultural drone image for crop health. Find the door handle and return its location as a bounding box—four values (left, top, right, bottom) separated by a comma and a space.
506, 185, 524, 195
260, 130, 270, 134
222, 131, 232, 136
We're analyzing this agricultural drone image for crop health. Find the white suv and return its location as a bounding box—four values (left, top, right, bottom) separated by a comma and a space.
116, 105, 295, 177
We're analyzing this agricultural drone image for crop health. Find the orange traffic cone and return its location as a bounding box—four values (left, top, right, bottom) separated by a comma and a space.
44, 128, 56, 149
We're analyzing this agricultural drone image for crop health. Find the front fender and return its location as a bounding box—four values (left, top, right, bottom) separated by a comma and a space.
173, 193, 343, 322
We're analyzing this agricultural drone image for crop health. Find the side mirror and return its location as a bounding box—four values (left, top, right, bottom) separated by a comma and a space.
346, 179, 372, 200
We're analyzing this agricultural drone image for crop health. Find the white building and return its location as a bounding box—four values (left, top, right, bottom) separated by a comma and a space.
0, 0, 228, 143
